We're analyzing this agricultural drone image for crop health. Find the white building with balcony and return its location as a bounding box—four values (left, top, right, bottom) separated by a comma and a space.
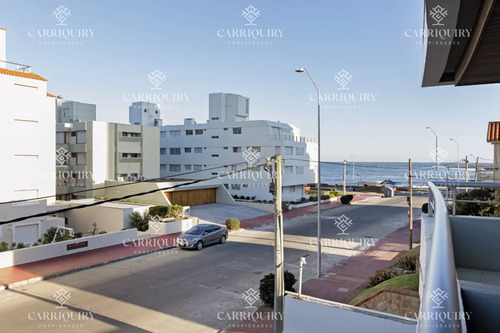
0, 27, 65, 244
160, 93, 317, 201
56, 121, 160, 200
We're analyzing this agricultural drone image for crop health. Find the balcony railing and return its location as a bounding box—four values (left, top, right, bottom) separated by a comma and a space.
0, 60, 32, 72
417, 182, 462, 332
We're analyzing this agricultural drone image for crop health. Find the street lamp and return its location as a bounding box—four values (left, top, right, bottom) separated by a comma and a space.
426, 126, 438, 170
296, 67, 322, 278
450, 138, 460, 172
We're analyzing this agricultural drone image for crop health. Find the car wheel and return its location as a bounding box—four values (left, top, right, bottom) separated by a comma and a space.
220, 235, 226, 244
196, 241, 203, 250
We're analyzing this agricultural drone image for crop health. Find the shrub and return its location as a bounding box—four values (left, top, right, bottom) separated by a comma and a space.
282, 202, 290, 211
233, 195, 239, 200
170, 205, 184, 219
10, 243, 16, 250
259, 271, 297, 305
129, 210, 151, 232
300, 197, 307, 203
341, 195, 354, 204
74, 232, 83, 238
43, 226, 72, 243
98, 231, 107, 234
394, 254, 419, 271
257, 200, 262, 203
421, 203, 428, 213
149, 205, 171, 218
251, 196, 256, 200
454, 189, 498, 217
32, 242, 39, 247
330, 190, 341, 198
0, 241, 8, 252
320, 194, 330, 200
16, 242, 27, 249
225, 218, 240, 230
366, 269, 401, 288
309, 196, 318, 202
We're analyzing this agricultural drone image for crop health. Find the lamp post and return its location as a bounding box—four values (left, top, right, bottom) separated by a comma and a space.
426, 126, 439, 170
450, 138, 460, 173
296, 67, 322, 278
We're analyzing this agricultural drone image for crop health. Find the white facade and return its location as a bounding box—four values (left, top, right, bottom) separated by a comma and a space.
160, 93, 317, 201
56, 121, 160, 199
129, 101, 162, 127
0, 28, 65, 244
56, 99, 96, 123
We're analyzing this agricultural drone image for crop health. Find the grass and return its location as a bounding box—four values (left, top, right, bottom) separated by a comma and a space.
349, 273, 419, 305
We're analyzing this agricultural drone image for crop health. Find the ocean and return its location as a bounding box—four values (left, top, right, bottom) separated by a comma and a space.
320, 162, 493, 186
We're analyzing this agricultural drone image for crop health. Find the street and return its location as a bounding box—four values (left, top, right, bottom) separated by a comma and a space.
0, 196, 425, 333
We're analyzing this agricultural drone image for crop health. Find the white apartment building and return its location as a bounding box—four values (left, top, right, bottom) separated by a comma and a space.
56, 121, 160, 200
160, 93, 317, 201
129, 101, 162, 127
0, 27, 64, 244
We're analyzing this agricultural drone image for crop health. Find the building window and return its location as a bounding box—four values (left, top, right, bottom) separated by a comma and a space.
184, 165, 191, 171
233, 147, 242, 153
212, 154, 219, 157
289, 186, 296, 193
170, 130, 181, 138
211, 117, 219, 120
76, 131, 86, 144
184, 147, 191, 153
170, 148, 181, 155
284, 166, 293, 174
169, 164, 181, 172
160, 148, 166, 155
212, 136, 219, 139
56, 132, 65, 144
231, 165, 238, 171
284, 146, 293, 155
194, 147, 202, 153
275, 146, 281, 154
233, 127, 242, 134
194, 165, 202, 171
130, 153, 141, 158
119, 173, 128, 178
223, 147, 228, 150
296, 147, 305, 156
186, 130, 193, 135
223, 128, 228, 131
131, 173, 139, 178
224, 184, 229, 189
160, 131, 166, 139
160, 164, 167, 172
247, 146, 261, 152
195, 129, 203, 135
296, 166, 304, 174
231, 184, 241, 190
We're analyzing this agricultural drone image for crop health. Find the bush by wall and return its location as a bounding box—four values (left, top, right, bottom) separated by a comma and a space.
129, 210, 151, 231
225, 218, 240, 230
341, 195, 354, 204
259, 271, 297, 305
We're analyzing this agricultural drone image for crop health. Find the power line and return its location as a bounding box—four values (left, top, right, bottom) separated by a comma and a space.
0, 160, 256, 206
0, 160, 269, 225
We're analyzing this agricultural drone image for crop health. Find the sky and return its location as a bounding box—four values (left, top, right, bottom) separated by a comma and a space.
1, 0, 498, 162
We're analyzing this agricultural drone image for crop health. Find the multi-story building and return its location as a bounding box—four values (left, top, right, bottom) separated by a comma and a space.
160, 93, 317, 201
56, 98, 96, 123
129, 101, 162, 127
56, 121, 160, 200
0, 27, 64, 244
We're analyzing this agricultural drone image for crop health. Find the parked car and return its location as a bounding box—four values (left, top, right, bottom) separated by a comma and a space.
176, 224, 228, 250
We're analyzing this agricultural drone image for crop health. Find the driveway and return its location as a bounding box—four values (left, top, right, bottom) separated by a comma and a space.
190, 203, 270, 225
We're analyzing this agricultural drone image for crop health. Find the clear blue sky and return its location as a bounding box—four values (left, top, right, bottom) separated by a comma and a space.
2, 0, 498, 162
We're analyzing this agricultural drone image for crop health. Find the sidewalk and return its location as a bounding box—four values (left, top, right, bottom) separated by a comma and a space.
0, 194, 379, 290
0, 233, 180, 289
229, 219, 421, 333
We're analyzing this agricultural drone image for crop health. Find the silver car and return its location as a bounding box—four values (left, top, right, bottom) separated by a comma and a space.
176, 224, 228, 250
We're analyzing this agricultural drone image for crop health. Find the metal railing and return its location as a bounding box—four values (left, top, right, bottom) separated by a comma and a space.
434, 181, 500, 215
0, 60, 32, 72
417, 182, 461, 332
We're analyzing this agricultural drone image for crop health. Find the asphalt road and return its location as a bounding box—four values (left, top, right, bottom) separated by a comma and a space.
0, 196, 425, 333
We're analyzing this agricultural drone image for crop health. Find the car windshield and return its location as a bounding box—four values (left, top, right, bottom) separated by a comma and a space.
185, 226, 206, 235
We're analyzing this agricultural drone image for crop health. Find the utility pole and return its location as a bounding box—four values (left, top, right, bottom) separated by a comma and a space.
408, 159, 413, 250
465, 156, 469, 192
343, 160, 346, 195
474, 156, 479, 182
352, 161, 355, 189
271, 154, 284, 333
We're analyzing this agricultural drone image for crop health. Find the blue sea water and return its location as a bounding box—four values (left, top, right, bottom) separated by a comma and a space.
320, 162, 491, 186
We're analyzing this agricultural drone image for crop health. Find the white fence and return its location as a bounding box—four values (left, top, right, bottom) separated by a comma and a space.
0, 229, 138, 269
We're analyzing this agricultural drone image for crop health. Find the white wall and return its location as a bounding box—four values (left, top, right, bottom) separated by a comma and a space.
0, 229, 137, 269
